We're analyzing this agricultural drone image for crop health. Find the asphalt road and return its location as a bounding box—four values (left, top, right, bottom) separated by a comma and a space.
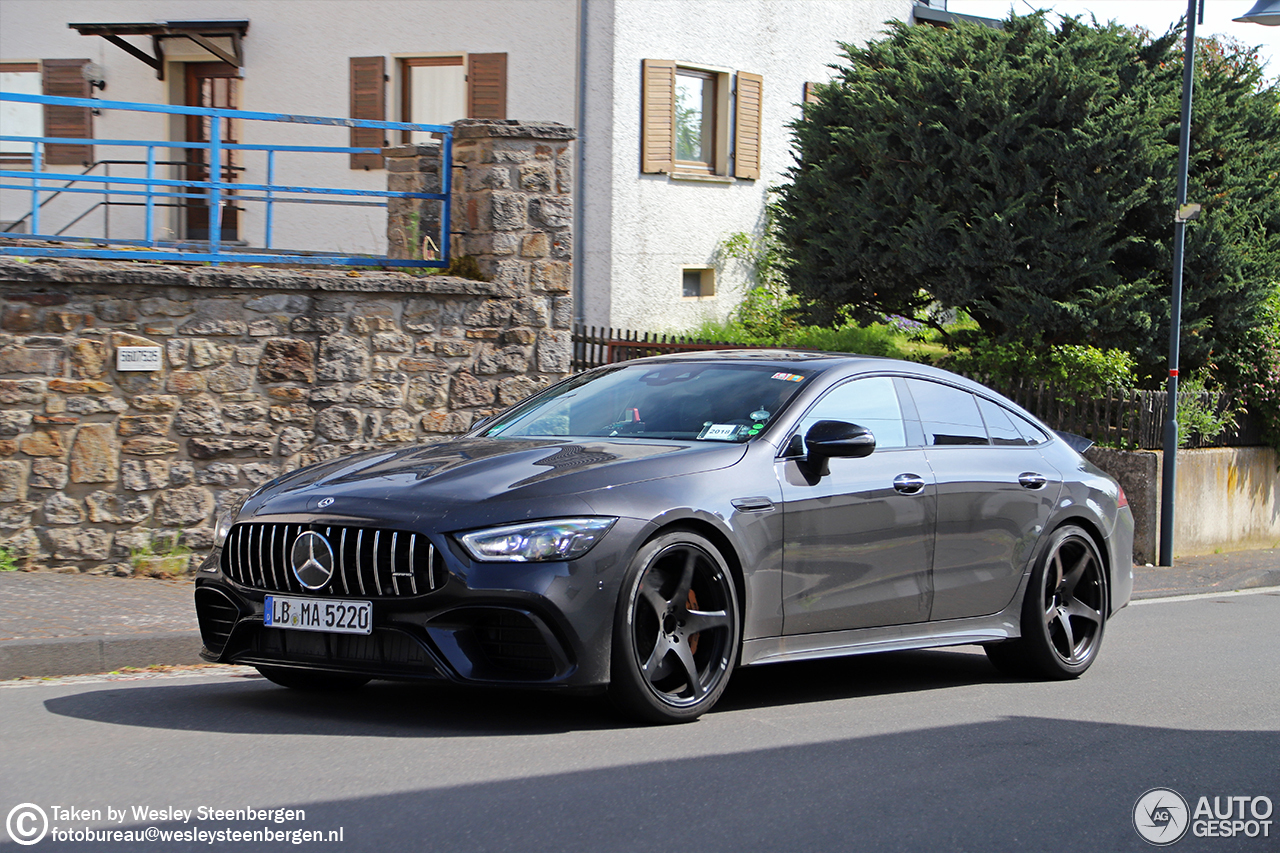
2, 589, 1277, 853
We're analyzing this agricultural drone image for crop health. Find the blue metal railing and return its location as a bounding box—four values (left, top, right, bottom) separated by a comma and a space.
0, 92, 451, 267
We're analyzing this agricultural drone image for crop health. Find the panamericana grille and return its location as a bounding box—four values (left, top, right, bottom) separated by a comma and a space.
221, 523, 443, 597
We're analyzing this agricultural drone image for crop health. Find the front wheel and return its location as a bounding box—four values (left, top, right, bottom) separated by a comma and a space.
609, 531, 740, 724
985, 525, 1107, 679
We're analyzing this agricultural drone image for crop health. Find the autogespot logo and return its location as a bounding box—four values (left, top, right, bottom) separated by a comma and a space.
290, 531, 335, 590
1135, 788, 1191, 846
6, 803, 49, 846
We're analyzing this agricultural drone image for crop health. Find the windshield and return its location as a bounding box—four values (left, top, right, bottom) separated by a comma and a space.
480, 362, 816, 442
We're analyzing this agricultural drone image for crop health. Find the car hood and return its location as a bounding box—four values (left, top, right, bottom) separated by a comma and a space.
242, 437, 748, 524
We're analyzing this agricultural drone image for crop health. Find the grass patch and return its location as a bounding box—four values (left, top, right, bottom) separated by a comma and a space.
130, 535, 194, 578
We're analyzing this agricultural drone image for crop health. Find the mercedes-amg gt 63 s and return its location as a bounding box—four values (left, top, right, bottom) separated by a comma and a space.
196, 351, 1133, 723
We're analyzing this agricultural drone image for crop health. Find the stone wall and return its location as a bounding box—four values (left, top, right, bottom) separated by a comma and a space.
0, 120, 575, 574
1086, 446, 1280, 564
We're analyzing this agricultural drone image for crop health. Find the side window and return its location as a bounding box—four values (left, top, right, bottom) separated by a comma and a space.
794, 377, 907, 451
1013, 413, 1051, 446
905, 380, 989, 446
976, 397, 1029, 447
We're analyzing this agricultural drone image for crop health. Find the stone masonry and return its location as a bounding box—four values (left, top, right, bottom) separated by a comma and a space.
0, 120, 575, 574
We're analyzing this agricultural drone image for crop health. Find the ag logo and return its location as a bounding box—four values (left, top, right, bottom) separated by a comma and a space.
290, 531, 336, 590
1134, 788, 1190, 846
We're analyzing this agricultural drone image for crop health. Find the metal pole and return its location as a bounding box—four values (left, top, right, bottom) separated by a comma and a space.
441, 130, 452, 264
103, 162, 110, 239
209, 114, 223, 259
30, 144, 41, 236
264, 149, 275, 249
1159, 0, 1200, 567
144, 145, 156, 246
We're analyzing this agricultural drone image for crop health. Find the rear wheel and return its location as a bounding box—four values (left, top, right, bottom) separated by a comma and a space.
985, 525, 1106, 679
609, 531, 740, 723
255, 665, 370, 691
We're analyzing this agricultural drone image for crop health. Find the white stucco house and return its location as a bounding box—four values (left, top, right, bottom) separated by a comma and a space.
1, 0, 918, 331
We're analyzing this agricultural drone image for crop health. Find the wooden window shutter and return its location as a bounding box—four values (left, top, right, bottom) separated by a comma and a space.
41, 59, 92, 166
467, 53, 507, 119
349, 56, 386, 170
641, 59, 676, 174
734, 71, 763, 180
803, 82, 821, 104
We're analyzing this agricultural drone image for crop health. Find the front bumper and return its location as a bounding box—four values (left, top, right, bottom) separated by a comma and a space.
194, 518, 647, 688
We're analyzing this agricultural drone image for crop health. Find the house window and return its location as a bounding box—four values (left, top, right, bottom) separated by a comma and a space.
0, 63, 41, 164
399, 56, 466, 144
1, 60, 93, 167
682, 268, 715, 298
675, 69, 715, 171
349, 53, 506, 169
642, 60, 761, 180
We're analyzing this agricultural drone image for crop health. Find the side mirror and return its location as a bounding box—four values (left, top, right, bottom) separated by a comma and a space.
805, 420, 876, 460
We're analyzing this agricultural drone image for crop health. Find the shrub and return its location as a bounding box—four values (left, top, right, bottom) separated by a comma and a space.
942, 340, 1137, 395
1175, 370, 1237, 448
1220, 287, 1280, 453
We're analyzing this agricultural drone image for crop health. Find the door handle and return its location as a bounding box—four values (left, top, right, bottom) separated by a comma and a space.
1019, 472, 1048, 490
893, 473, 925, 495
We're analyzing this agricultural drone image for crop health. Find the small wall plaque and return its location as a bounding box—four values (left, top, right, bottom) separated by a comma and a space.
116, 346, 163, 372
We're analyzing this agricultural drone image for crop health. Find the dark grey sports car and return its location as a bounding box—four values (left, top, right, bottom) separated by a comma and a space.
195, 351, 1134, 722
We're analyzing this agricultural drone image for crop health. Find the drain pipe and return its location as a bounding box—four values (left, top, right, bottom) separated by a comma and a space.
573, 0, 588, 327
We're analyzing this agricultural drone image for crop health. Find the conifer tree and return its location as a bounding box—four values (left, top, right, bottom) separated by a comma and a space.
777, 13, 1280, 380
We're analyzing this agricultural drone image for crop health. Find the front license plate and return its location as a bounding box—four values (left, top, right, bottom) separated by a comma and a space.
264, 595, 372, 636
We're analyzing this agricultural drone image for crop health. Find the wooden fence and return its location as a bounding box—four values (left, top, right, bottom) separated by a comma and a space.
569, 325, 1259, 450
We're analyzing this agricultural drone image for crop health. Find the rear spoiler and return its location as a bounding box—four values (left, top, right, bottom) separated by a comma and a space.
1055, 431, 1094, 454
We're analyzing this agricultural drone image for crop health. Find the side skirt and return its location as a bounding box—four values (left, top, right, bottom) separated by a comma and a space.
740, 610, 1021, 668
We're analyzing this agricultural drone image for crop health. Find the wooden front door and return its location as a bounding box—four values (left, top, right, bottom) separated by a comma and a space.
184, 62, 240, 241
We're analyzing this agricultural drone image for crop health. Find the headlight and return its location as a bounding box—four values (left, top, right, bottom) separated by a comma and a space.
213, 494, 250, 548
457, 518, 617, 562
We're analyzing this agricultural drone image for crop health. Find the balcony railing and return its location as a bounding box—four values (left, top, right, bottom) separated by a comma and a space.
0, 92, 450, 267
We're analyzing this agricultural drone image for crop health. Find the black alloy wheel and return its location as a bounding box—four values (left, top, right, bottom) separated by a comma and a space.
985, 525, 1106, 679
610, 531, 740, 723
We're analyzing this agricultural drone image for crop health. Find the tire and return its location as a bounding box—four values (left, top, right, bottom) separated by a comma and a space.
255, 665, 371, 691
985, 524, 1107, 680
609, 531, 741, 724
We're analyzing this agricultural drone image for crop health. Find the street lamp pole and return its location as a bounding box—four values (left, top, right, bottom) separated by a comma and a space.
1158, 0, 1201, 568
1158, 0, 1278, 566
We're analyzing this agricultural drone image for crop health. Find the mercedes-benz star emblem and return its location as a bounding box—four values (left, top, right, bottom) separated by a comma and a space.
290, 531, 336, 590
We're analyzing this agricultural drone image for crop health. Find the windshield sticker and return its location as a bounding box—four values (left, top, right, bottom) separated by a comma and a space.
771, 372, 805, 383
698, 423, 743, 441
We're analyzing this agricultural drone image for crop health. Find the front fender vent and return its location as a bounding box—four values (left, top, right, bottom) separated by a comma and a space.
194, 587, 241, 655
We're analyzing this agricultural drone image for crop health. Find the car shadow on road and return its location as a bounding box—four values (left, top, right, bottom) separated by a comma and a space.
40, 647, 1009, 737
718, 646, 1006, 712
22, 717, 1280, 853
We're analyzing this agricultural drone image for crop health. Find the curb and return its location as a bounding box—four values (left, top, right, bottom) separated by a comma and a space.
1131, 568, 1280, 601
0, 632, 203, 680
